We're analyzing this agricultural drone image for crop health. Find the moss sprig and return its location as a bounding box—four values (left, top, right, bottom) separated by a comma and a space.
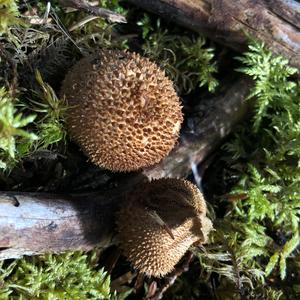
29, 70, 67, 149
138, 15, 218, 94
0, 0, 21, 35
0, 88, 37, 170
217, 40, 300, 286
0, 251, 133, 299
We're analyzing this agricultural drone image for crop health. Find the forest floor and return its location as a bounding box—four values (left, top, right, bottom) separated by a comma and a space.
0, 1, 300, 299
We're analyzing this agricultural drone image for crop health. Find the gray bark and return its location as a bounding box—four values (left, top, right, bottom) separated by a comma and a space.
128, 0, 300, 69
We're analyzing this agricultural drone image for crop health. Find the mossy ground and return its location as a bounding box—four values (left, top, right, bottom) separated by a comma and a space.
0, 1, 300, 299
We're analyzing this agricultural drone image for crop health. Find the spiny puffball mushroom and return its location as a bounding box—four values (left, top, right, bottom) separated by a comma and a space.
61, 50, 183, 172
116, 178, 213, 277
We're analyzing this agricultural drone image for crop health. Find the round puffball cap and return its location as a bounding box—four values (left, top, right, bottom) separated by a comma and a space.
61, 50, 183, 172
116, 178, 213, 277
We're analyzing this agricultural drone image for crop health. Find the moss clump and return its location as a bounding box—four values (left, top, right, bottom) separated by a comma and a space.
0, 251, 132, 299
195, 40, 300, 298
0, 88, 38, 170
138, 15, 218, 93
0, 0, 21, 35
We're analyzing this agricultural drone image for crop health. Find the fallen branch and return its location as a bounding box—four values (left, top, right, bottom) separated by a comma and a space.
128, 0, 300, 69
0, 192, 116, 260
0, 175, 144, 260
0, 78, 250, 260
58, 0, 127, 23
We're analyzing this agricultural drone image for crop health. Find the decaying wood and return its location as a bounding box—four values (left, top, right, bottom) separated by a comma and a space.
144, 77, 252, 180
128, 0, 300, 69
0, 192, 117, 260
0, 78, 250, 260
0, 175, 144, 260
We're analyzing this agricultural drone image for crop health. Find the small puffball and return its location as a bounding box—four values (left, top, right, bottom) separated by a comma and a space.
61, 50, 183, 172
116, 178, 213, 277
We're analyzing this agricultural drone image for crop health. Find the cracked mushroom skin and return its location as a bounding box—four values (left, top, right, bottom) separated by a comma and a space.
116, 178, 213, 277
61, 50, 183, 172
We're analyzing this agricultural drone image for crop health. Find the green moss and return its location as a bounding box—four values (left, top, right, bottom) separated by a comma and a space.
236, 40, 298, 131
227, 41, 300, 279
0, 0, 21, 35
138, 15, 218, 93
0, 251, 132, 299
0, 70, 68, 171
0, 88, 38, 170
198, 40, 300, 297
30, 70, 67, 149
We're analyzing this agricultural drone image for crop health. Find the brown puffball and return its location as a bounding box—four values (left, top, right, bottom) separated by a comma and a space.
116, 178, 213, 277
61, 50, 183, 172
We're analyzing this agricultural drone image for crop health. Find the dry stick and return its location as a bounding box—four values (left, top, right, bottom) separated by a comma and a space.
0, 192, 118, 260
58, 0, 127, 23
0, 175, 144, 260
147, 251, 195, 300
0, 78, 251, 260
128, 0, 300, 69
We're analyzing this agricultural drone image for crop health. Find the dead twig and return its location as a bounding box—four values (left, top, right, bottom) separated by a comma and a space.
147, 251, 195, 300
58, 0, 127, 23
